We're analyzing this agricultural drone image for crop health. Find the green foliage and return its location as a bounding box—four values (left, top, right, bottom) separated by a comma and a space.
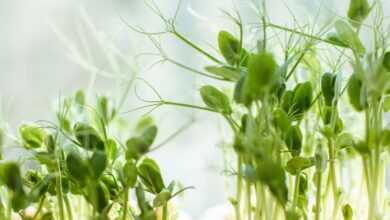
347, 73, 366, 111
66, 151, 90, 186
241, 52, 278, 104
321, 73, 337, 106
74, 123, 105, 151
218, 31, 241, 65
200, 85, 232, 114
284, 126, 303, 156
204, 66, 240, 81
348, 0, 370, 25
120, 160, 138, 188
19, 124, 47, 149
334, 20, 365, 56
285, 157, 315, 175
342, 204, 353, 220
137, 158, 165, 194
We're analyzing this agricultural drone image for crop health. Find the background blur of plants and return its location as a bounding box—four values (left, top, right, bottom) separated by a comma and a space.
0, 0, 390, 218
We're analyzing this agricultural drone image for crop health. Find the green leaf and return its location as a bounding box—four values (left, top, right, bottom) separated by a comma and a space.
242, 52, 278, 104
291, 82, 313, 116
135, 116, 155, 133
105, 138, 118, 161
321, 73, 336, 106
137, 158, 165, 194
11, 190, 29, 211
281, 90, 294, 114
342, 204, 353, 220
380, 129, 390, 146
200, 85, 232, 114
34, 152, 56, 171
272, 108, 291, 132
348, 0, 370, 25
334, 20, 365, 56
383, 96, 390, 112
125, 124, 157, 160
353, 140, 369, 155
383, 52, 390, 71
74, 90, 86, 108
66, 151, 90, 186
74, 123, 105, 151
218, 31, 240, 65
284, 126, 303, 157
336, 133, 354, 149
121, 160, 138, 188
141, 125, 158, 147
204, 65, 240, 81
89, 150, 107, 179
326, 32, 349, 47
285, 157, 315, 175
347, 74, 366, 111
0, 162, 23, 191
153, 189, 172, 207
233, 74, 246, 104
97, 96, 110, 123
19, 124, 47, 149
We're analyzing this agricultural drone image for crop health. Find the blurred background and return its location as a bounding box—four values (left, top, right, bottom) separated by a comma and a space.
0, 0, 389, 218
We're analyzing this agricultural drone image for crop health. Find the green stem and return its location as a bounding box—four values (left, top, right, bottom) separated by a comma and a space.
32, 196, 46, 220
161, 100, 218, 113
266, 23, 336, 46
235, 155, 243, 220
292, 173, 301, 210
162, 204, 168, 220
314, 170, 322, 220
64, 195, 74, 220
246, 180, 252, 220
255, 183, 262, 220
56, 169, 65, 220
173, 31, 223, 64
122, 188, 129, 220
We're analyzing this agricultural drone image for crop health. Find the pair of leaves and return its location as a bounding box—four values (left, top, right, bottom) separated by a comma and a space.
74, 123, 105, 151
282, 82, 313, 120
19, 124, 47, 149
200, 85, 232, 114
348, 0, 370, 26
66, 150, 108, 185
137, 158, 165, 194
321, 73, 337, 106
126, 125, 158, 160
218, 31, 247, 66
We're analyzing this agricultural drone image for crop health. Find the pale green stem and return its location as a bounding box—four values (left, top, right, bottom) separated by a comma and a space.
64, 195, 74, 220
122, 188, 129, 220
162, 204, 168, 220
235, 155, 243, 220
32, 196, 46, 220
314, 170, 322, 220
